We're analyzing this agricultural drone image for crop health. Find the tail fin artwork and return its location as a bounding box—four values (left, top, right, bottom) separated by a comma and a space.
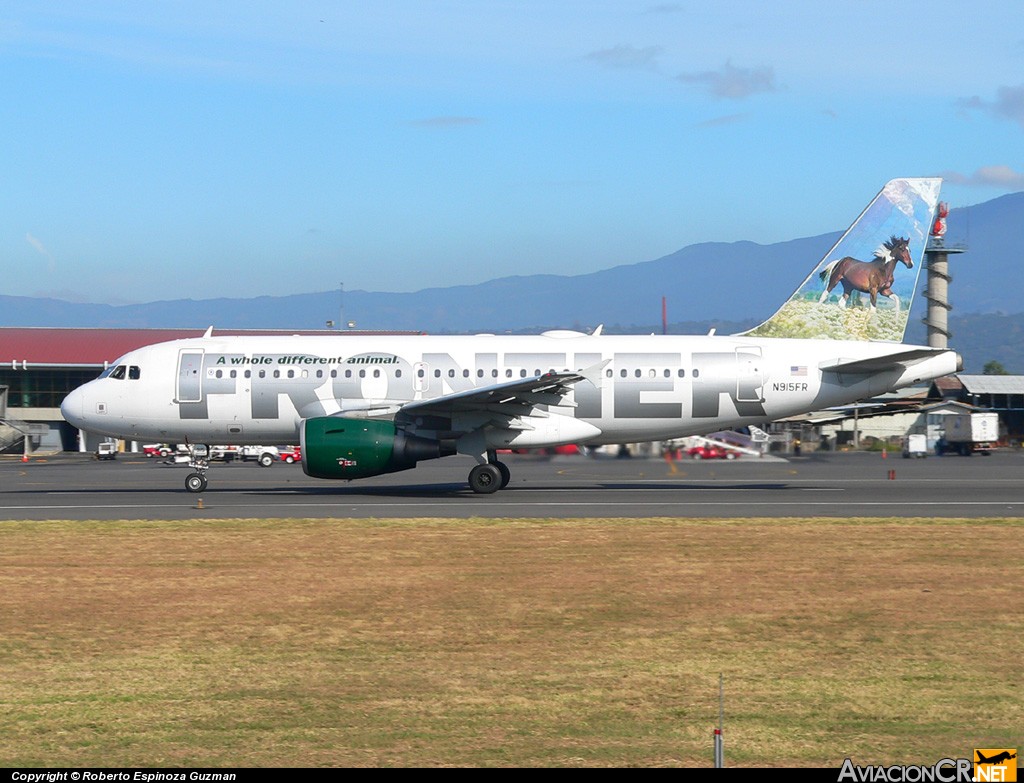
745, 178, 941, 342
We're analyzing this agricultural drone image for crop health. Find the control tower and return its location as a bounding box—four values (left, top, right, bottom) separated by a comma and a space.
922, 202, 967, 349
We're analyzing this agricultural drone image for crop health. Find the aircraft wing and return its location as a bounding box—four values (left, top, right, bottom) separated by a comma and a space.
819, 348, 951, 375
398, 367, 598, 419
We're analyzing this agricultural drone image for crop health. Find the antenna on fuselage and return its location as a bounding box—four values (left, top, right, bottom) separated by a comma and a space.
203, 326, 214, 338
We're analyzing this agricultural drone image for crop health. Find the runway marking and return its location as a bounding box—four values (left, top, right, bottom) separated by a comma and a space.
6, 500, 1024, 511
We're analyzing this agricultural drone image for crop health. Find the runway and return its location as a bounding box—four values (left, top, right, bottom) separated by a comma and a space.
4, 449, 1024, 520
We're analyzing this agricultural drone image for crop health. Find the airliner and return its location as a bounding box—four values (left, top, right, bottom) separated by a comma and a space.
61, 178, 961, 494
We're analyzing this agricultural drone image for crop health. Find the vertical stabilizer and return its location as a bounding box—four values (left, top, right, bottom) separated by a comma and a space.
744, 178, 941, 342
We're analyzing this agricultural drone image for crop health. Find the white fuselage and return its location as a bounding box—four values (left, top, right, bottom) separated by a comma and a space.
61, 332, 960, 446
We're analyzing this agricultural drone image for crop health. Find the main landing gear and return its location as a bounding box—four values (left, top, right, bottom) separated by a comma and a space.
184, 444, 210, 494
468, 452, 511, 494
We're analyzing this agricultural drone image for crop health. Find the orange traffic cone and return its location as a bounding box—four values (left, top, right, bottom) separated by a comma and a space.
21, 454, 29, 463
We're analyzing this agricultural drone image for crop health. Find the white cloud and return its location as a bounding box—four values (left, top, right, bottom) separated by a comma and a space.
940, 165, 1024, 189
25, 233, 56, 273
676, 61, 777, 99
696, 113, 747, 128
586, 44, 664, 71
958, 84, 1024, 129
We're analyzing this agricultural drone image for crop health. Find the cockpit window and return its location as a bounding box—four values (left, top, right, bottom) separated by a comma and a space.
109, 365, 126, 380
129, 366, 141, 380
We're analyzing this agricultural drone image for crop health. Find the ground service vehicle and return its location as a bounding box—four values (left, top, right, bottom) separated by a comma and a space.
279, 446, 301, 464
238, 445, 280, 466
939, 412, 998, 456
95, 441, 118, 460
902, 433, 928, 458
687, 444, 738, 460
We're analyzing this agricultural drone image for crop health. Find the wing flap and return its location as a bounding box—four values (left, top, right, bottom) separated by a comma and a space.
392, 364, 607, 441
399, 365, 603, 417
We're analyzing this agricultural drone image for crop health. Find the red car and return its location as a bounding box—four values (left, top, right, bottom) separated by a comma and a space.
686, 445, 738, 460
279, 446, 301, 464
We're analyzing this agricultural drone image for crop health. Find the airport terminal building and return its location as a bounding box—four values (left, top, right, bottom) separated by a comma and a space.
0, 327, 416, 454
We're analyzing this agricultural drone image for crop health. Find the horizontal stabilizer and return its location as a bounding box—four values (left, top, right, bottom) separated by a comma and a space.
820, 348, 951, 375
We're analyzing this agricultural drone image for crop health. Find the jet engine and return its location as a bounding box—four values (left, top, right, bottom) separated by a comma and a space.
300, 418, 454, 480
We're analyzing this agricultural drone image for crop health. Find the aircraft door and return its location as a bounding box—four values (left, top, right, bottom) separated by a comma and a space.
177, 350, 204, 403
735, 347, 764, 403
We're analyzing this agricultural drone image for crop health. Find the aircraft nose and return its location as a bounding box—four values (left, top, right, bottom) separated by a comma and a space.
61, 386, 86, 429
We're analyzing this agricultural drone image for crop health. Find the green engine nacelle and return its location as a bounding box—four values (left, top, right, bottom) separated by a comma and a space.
300, 418, 453, 480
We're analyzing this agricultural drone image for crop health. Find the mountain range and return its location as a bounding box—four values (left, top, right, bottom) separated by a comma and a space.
2, 191, 1022, 373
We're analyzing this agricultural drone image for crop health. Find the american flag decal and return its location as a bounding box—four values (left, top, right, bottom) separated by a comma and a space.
790, 366, 807, 376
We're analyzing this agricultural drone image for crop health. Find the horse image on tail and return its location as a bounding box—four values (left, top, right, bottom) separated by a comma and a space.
818, 235, 912, 309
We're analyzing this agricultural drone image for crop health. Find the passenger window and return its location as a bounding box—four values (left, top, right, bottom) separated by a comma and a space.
693, 369, 700, 378
664, 369, 670, 378
345, 370, 352, 378
396, 370, 402, 378
287, 370, 295, 378
128, 366, 141, 380
359, 370, 366, 378
620, 369, 627, 378
606, 369, 613, 378
477, 370, 484, 378
273, 370, 280, 379
506, 369, 513, 378
373, 369, 380, 378
635, 369, 642, 378
434, 369, 441, 378
417, 369, 424, 378
230, 370, 237, 379
491, 369, 498, 378
678, 369, 685, 378
215, 370, 223, 379
245, 370, 251, 379
463, 370, 470, 378
259, 370, 266, 378
448, 369, 455, 378
330, 370, 336, 378
520, 369, 527, 378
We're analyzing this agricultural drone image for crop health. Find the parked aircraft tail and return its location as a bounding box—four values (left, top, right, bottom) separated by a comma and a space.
744, 178, 941, 342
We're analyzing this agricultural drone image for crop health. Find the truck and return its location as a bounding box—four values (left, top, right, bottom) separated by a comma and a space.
95, 440, 118, 460
237, 445, 280, 467
938, 412, 999, 456
902, 433, 928, 458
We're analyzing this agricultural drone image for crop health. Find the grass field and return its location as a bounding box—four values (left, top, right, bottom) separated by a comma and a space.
0, 517, 1020, 767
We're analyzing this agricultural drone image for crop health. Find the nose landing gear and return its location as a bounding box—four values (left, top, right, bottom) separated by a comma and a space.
184, 444, 210, 493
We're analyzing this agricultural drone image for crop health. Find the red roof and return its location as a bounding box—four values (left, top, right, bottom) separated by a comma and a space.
0, 327, 420, 366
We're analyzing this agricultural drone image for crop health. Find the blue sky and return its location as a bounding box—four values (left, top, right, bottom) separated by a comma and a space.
3, 1, 1023, 305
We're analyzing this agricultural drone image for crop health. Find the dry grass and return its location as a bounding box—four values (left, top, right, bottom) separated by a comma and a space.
0, 517, 1020, 767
